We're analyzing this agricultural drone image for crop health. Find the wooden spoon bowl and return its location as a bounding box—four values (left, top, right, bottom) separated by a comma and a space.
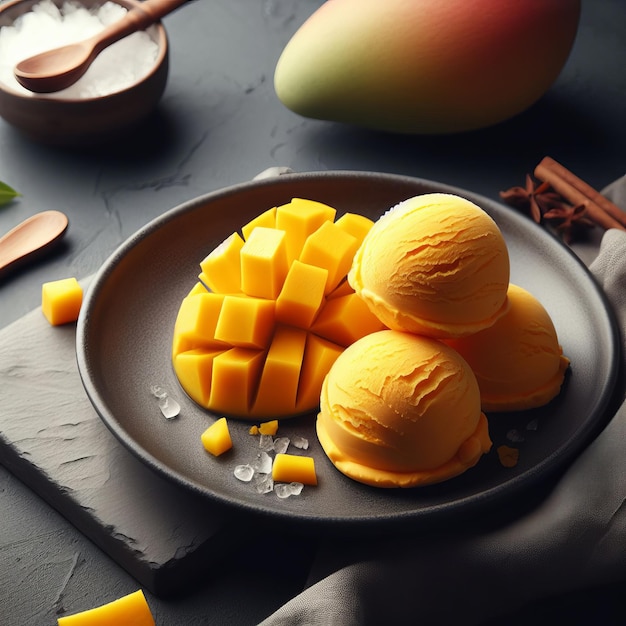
0, 210, 69, 280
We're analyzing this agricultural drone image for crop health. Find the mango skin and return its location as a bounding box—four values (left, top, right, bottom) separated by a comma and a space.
274, 0, 581, 134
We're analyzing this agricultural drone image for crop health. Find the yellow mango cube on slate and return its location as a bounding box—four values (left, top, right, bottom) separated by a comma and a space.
201, 417, 233, 456
242, 206, 277, 240
240, 227, 288, 299
273, 453, 317, 486
42, 277, 83, 326
275, 198, 337, 262
208, 348, 265, 416
299, 221, 359, 294
313, 292, 386, 346
214, 295, 275, 348
275, 260, 327, 328
252, 326, 307, 416
173, 348, 222, 406
199, 232, 244, 294
57, 589, 154, 626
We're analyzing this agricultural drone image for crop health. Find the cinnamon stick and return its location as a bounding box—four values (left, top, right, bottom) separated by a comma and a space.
534, 157, 626, 231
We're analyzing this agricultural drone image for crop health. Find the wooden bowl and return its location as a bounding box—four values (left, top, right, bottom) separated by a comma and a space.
0, 0, 169, 146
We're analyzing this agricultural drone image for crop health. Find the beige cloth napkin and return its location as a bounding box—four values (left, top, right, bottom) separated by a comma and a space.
262, 175, 626, 625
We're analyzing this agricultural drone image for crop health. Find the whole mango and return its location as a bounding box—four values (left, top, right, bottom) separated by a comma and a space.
274, 0, 581, 134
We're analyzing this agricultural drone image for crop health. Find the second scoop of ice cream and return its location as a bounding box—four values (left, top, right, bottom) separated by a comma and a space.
348, 193, 510, 338
316, 329, 492, 487
445, 284, 570, 412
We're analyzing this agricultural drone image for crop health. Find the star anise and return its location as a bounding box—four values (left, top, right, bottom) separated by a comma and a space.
500, 173, 599, 243
542, 202, 595, 244
499, 175, 557, 223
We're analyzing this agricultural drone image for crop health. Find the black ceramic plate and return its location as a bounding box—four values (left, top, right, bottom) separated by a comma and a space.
77, 171, 620, 532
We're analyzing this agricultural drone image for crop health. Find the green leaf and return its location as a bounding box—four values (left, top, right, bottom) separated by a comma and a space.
0, 180, 20, 206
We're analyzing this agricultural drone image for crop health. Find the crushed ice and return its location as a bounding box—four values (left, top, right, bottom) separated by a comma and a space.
259, 434, 275, 452
291, 435, 309, 450
158, 397, 181, 420
150, 385, 168, 399
234, 464, 255, 482
233, 430, 311, 498
506, 429, 525, 443
251, 451, 273, 474
275, 482, 304, 499
253, 473, 274, 494
273, 437, 290, 454
150, 385, 180, 419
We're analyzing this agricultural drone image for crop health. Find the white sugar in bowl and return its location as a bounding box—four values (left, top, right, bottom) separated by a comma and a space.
0, 0, 169, 146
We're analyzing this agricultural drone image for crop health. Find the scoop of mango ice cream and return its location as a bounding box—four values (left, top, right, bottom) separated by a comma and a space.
445, 284, 570, 412
348, 193, 510, 338
316, 330, 492, 488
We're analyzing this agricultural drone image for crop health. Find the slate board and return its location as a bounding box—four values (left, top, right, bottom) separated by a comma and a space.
0, 287, 240, 598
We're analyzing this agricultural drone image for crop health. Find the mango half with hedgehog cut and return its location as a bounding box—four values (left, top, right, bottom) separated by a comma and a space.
274, 0, 581, 134
171, 199, 384, 419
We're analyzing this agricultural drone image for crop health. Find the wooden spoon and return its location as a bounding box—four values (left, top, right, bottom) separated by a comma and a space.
0, 211, 69, 278
14, 0, 188, 94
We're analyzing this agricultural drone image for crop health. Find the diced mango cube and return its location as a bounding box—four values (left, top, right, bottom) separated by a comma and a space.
296, 334, 343, 412
252, 326, 307, 416
334, 212, 374, 245
214, 295, 275, 348
41, 277, 83, 326
272, 453, 317, 486
326, 279, 354, 300
258, 419, 279, 435
242, 206, 277, 240
312, 292, 386, 346
275, 260, 327, 329
208, 348, 265, 416
299, 221, 359, 294
187, 281, 209, 297
201, 417, 233, 456
173, 348, 222, 407
497, 445, 520, 468
250, 420, 279, 435
240, 227, 288, 299
199, 232, 244, 294
171, 293, 227, 356
57, 589, 155, 626
275, 198, 337, 262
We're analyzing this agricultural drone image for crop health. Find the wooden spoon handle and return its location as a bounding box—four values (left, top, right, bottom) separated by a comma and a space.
93, 0, 189, 53
132, 0, 191, 23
